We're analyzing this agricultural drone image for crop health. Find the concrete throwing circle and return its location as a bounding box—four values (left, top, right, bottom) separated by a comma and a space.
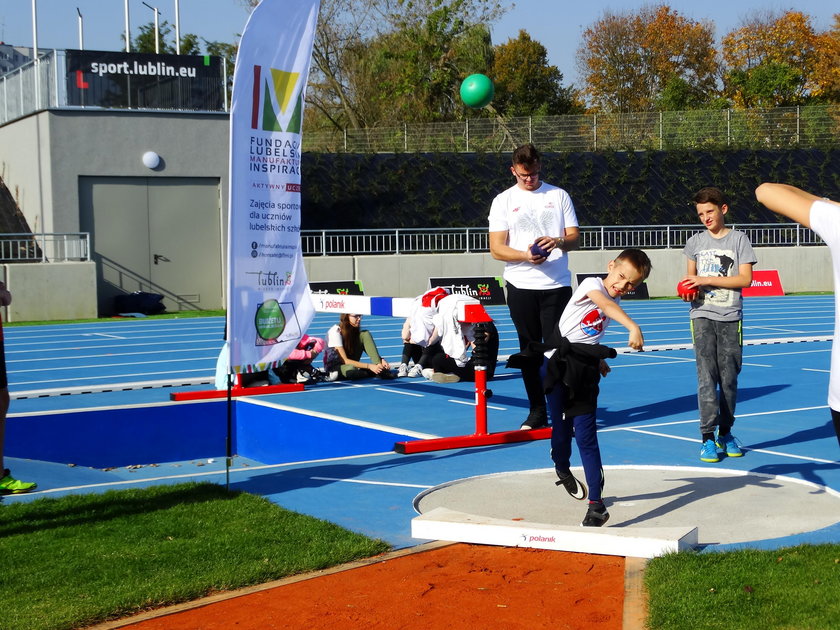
413, 466, 840, 546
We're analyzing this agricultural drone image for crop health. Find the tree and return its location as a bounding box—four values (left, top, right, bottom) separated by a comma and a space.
812, 13, 840, 102
576, 5, 718, 112
360, 4, 497, 123
131, 21, 200, 55
721, 10, 820, 107
726, 62, 805, 108
491, 30, 581, 117
247, 0, 507, 130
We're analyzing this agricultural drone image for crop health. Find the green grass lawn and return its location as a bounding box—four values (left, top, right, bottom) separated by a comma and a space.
0, 483, 390, 630
645, 545, 840, 629
3, 485, 840, 630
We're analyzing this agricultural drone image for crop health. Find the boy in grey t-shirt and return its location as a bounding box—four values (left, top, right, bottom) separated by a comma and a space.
681, 187, 757, 464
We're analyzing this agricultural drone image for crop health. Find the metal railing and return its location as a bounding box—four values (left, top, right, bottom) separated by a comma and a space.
0, 233, 90, 262
0, 50, 227, 126
4, 52, 836, 152
0, 226, 818, 261
304, 106, 840, 153
301, 224, 822, 256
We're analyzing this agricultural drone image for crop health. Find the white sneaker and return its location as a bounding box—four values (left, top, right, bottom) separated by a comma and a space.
407, 365, 423, 378
296, 370, 314, 384
326, 371, 340, 382
421, 368, 435, 380
397, 363, 409, 377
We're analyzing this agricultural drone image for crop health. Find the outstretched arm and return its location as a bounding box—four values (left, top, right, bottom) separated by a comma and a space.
755, 183, 826, 228
588, 290, 644, 351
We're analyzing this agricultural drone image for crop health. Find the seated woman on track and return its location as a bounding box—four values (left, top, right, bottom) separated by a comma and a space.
323, 313, 396, 381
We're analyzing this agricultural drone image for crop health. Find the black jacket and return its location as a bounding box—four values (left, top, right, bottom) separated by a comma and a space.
507, 337, 617, 417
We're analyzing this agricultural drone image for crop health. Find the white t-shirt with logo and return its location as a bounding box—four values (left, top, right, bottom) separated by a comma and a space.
809, 199, 840, 409
558, 276, 615, 344
488, 182, 579, 290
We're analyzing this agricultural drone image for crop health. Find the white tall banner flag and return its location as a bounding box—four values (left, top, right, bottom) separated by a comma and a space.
226, 0, 320, 375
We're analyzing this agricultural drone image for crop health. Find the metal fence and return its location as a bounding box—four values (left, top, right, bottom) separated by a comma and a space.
4, 53, 836, 152
0, 227, 817, 262
304, 106, 840, 153
300, 224, 822, 256
0, 233, 90, 263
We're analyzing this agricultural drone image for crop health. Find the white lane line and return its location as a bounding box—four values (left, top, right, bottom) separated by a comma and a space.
613, 414, 839, 466
448, 399, 507, 411
611, 359, 694, 368
744, 447, 839, 464
5, 333, 223, 350
310, 476, 431, 489
18, 452, 426, 495
7, 347, 222, 364
600, 405, 829, 433
374, 388, 424, 397
749, 348, 830, 358
736, 405, 829, 418
12, 369, 215, 387
12, 358, 218, 375
243, 398, 439, 439
803, 368, 830, 373
10, 377, 215, 399
81, 333, 127, 339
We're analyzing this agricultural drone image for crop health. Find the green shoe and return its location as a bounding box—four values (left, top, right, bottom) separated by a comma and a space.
0, 473, 37, 494
716, 432, 744, 457
699, 439, 720, 463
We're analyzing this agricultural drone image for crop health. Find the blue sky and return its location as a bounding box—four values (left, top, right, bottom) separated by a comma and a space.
1, 0, 837, 85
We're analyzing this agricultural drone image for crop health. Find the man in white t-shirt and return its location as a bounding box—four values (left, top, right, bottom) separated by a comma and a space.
488, 143, 580, 430
755, 183, 840, 449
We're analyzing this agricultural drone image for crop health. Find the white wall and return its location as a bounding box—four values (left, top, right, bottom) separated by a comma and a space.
313, 247, 833, 299
3, 262, 97, 321
0, 110, 230, 234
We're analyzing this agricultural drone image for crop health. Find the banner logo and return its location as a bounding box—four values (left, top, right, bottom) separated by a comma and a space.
251, 65, 303, 133
254, 299, 287, 341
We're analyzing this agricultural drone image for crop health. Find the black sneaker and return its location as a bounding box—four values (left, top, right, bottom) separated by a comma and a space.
581, 501, 609, 527
520, 407, 548, 430
555, 468, 587, 500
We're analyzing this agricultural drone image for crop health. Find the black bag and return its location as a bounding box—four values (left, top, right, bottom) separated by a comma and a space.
114, 291, 166, 315
322, 346, 342, 373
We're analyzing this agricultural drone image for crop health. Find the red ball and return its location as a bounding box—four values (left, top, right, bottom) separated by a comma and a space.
677, 280, 697, 299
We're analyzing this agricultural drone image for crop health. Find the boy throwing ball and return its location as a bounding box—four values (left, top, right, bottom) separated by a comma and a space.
528, 249, 651, 527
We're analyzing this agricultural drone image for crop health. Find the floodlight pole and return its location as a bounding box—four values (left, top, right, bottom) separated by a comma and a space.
31, 0, 38, 59
31, 0, 40, 107
124, 0, 130, 52
142, 2, 160, 54
174, 0, 181, 54
76, 8, 83, 50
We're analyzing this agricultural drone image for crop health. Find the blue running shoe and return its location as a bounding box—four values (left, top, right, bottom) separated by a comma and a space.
716, 432, 743, 457
700, 439, 720, 463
